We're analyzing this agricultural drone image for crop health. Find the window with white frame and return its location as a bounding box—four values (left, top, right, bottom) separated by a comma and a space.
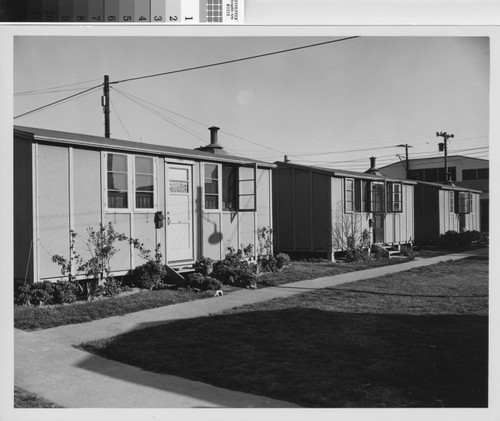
107, 153, 129, 209
345, 178, 362, 213
449, 191, 455, 213
135, 156, 155, 209
203, 163, 256, 211
106, 153, 156, 211
387, 182, 402, 212
371, 182, 385, 213
457, 191, 471, 214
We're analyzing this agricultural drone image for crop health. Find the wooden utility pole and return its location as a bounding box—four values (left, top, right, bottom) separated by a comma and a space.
396, 144, 413, 179
436, 131, 454, 183
102, 75, 110, 138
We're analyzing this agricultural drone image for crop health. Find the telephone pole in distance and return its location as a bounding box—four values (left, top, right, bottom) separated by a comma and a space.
436, 131, 454, 183
102, 75, 110, 138
396, 144, 413, 179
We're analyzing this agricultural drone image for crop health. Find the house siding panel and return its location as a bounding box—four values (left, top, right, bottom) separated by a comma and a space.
275, 168, 294, 250
104, 213, 131, 272
37, 144, 70, 279
257, 168, 271, 230
72, 148, 102, 264
293, 169, 312, 250
14, 137, 33, 283
311, 172, 331, 251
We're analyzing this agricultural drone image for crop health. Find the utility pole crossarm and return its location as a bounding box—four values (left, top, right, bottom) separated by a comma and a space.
396, 144, 413, 179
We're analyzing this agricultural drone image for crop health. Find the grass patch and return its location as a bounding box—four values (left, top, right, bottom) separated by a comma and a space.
257, 256, 414, 287
14, 256, 415, 331
79, 257, 488, 408
14, 287, 235, 331
14, 386, 62, 408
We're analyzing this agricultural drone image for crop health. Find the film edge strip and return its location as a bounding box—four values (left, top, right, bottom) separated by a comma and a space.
1, 0, 244, 23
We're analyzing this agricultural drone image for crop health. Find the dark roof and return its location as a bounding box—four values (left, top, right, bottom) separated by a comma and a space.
14, 126, 275, 168
379, 155, 489, 170
415, 180, 482, 194
275, 161, 416, 184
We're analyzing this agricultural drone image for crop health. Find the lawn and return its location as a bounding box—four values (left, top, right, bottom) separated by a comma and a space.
79, 256, 488, 408
14, 256, 413, 331
14, 386, 62, 408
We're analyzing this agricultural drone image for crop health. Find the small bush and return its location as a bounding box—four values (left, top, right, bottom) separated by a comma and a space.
98, 277, 124, 298
131, 261, 168, 290
345, 248, 371, 262
275, 253, 291, 270
186, 273, 223, 291
14, 280, 80, 306
400, 244, 414, 257
437, 230, 484, 251
212, 248, 257, 288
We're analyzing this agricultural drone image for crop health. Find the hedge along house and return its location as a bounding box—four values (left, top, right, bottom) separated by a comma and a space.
14, 126, 274, 284
413, 181, 481, 244
272, 158, 416, 260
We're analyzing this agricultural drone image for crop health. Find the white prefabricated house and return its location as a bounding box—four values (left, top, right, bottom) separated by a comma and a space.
272, 159, 416, 260
14, 126, 274, 284
413, 181, 481, 244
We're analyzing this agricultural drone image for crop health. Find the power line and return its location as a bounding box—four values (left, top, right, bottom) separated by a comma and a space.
14, 84, 103, 119
110, 98, 132, 141
14, 78, 102, 96
111, 37, 360, 85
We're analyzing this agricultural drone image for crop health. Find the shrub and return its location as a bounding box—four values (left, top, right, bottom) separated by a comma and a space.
275, 253, 291, 270
186, 273, 223, 291
14, 280, 80, 306
400, 243, 414, 257
52, 281, 80, 304
98, 277, 125, 298
131, 261, 168, 290
437, 230, 484, 251
259, 253, 291, 272
345, 248, 371, 262
212, 248, 257, 288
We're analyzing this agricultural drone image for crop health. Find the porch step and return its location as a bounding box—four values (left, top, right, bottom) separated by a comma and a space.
381, 244, 401, 258
165, 264, 189, 286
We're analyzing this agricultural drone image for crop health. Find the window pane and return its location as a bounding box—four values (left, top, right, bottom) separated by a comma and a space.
239, 195, 255, 210
205, 179, 219, 194
136, 174, 154, 191
135, 156, 153, 174
223, 165, 237, 211
108, 191, 128, 208
239, 179, 254, 195
170, 168, 188, 181
478, 168, 489, 180
205, 195, 219, 209
136, 192, 154, 209
170, 181, 188, 193
205, 163, 218, 179
239, 166, 254, 179
108, 173, 128, 190
108, 154, 127, 172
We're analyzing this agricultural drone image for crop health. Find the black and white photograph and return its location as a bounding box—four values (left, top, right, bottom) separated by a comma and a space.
2, 12, 498, 421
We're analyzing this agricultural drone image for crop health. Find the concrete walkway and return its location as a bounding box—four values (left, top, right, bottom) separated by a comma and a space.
14, 248, 488, 408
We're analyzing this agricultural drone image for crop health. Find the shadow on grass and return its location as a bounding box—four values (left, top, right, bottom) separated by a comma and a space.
76, 308, 488, 408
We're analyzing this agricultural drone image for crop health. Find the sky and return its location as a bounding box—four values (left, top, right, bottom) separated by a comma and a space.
14, 35, 489, 171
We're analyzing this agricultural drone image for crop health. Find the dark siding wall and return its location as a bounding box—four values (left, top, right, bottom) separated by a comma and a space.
414, 183, 439, 244
293, 169, 312, 250
311, 172, 331, 251
274, 168, 294, 250
14, 137, 33, 282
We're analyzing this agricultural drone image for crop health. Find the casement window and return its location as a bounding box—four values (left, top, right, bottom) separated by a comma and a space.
345, 178, 362, 213
371, 182, 385, 213
463, 168, 489, 181
449, 191, 455, 214
203, 163, 256, 212
387, 182, 403, 212
107, 153, 129, 209
105, 153, 156, 211
457, 191, 471, 214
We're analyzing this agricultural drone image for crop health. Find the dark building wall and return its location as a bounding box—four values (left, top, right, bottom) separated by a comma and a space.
14, 136, 33, 283
273, 166, 331, 253
414, 183, 439, 244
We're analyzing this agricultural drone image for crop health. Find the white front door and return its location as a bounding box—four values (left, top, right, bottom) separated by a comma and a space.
166, 162, 194, 262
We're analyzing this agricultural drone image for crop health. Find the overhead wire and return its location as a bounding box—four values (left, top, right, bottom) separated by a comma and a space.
110, 37, 360, 85
14, 78, 102, 96
14, 84, 103, 119
110, 97, 132, 141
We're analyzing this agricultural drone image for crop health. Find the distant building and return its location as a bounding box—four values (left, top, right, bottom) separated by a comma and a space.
379, 155, 489, 232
